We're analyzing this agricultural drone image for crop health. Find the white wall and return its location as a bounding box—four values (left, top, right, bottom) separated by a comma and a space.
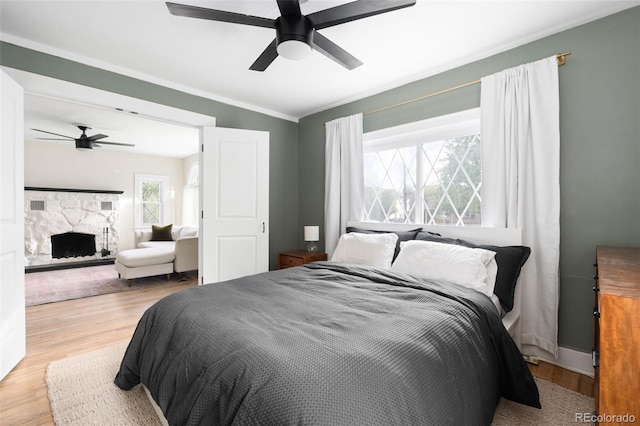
24, 140, 185, 250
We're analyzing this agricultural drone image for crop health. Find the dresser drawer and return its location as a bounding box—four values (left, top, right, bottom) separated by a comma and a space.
279, 255, 304, 269
278, 251, 328, 269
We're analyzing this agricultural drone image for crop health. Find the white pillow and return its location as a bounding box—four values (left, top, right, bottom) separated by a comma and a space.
180, 226, 198, 238
331, 232, 398, 269
171, 225, 184, 241
391, 240, 497, 297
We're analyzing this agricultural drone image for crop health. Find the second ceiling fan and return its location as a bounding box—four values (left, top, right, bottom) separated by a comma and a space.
32, 125, 135, 150
166, 0, 416, 71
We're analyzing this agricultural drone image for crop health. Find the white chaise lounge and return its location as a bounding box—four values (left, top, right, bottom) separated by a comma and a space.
115, 225, 198, 286
115, 248, 175, 287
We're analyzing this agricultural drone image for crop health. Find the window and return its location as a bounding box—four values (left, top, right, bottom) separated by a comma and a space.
363, 108, 481, 226
135, 174, 170, 228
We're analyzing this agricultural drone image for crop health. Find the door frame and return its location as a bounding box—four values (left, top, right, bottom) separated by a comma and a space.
1, 70, 26, 381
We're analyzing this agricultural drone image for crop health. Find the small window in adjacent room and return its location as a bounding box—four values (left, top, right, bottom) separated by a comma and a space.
363, 108, 481, 226
135, 174, 170, 228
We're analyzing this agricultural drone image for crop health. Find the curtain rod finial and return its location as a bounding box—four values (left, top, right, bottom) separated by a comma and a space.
556, 51, 572, 66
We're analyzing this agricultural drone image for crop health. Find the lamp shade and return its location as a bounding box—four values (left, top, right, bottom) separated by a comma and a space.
304, 226, 319, 241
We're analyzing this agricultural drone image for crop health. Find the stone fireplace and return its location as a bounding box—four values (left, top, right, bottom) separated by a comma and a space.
24, 187, 123, 269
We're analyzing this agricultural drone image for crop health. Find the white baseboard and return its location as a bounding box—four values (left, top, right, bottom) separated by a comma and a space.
524, 345, 594, 378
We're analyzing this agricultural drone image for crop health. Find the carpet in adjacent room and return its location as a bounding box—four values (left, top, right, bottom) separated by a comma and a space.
26, 264, 195, 306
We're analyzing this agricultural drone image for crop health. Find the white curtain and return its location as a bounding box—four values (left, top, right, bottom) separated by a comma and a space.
324, 113, 364, 256
480, 56, 560, 358
182, 185, 199, 228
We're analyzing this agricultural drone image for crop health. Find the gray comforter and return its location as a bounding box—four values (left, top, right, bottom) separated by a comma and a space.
115, 262, 540, 425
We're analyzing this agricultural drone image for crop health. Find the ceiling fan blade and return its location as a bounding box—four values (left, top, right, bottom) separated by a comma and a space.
308, 0, 416, 30
87, 133, 109, 141
277, 0, 301, 16
96, 141, 135, 147
249, 39, 279, 71
166, 2, 274, 28
31, 128, 74, 139
312, 32, 363, 70
36, 138, 75, 141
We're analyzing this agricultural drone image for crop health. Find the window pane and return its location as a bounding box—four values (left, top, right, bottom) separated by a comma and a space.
364, 146, 416, 223
143, 204, 160, 224
143, 182, 161, 203
423, 135, 481, 226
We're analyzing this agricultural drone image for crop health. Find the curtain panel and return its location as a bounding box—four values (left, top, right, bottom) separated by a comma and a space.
480, 56, 560, 358
182, 185, 199, 228
324, 113, 364, 257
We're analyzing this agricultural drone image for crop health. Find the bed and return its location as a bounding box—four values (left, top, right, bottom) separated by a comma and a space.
115, 224, 539, 425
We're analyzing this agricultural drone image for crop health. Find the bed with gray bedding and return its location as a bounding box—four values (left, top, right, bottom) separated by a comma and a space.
115, 261, 540, 425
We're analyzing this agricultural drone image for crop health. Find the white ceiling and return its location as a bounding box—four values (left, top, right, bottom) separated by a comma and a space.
1, 0, 639, 156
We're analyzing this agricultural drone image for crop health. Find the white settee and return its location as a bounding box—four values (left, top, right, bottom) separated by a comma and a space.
135, 225, 198, 273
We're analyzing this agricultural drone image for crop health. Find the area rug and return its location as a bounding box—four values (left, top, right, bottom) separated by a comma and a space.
46, 342, 162, 426
26, 265, 195, 306
46, 343, 595, 425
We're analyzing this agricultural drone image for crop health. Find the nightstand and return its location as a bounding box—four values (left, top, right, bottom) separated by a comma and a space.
278, 250, 328, 269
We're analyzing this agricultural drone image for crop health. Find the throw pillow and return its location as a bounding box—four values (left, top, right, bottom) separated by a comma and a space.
151, 224, 173, 241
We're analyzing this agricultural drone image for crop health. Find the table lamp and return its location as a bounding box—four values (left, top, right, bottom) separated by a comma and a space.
304, 226, 319, 253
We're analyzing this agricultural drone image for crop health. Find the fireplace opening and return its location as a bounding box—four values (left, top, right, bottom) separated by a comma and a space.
51, 232, 96, 259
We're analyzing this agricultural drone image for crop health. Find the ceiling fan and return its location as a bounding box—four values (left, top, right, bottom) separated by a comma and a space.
31, 125, 135, 151
166, 0, 416, 71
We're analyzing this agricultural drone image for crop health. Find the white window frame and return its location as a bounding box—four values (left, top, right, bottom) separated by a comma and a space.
363, 108, 481, 226
134, 173, 170, 229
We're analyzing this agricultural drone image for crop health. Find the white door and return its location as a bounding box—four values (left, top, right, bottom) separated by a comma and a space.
0, 71, 25, 381
199, 127, 269, 285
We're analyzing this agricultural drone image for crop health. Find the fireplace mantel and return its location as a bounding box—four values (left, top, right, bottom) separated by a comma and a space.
25, 186, 124, 194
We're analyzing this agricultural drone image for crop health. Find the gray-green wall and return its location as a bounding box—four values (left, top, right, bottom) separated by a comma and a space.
298, 7, 640, 353
0, 42, 300, 270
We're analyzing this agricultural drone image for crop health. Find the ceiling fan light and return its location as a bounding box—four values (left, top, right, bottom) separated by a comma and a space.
75, 139, 93, 150
277, 40, 312, 60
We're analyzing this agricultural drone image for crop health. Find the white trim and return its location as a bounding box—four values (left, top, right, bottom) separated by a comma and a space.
523, 345, 595, 378
347, 221, 520, 246
363, 108, 480, 151
0, 33, 298, 123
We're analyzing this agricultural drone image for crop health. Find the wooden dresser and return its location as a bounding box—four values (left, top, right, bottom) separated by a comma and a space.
593, 246, 640, 424
278, 250, 328, 269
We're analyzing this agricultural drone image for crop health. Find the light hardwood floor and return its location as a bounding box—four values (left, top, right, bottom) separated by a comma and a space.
0, 279, 197, 425
1, 280, 593, 425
